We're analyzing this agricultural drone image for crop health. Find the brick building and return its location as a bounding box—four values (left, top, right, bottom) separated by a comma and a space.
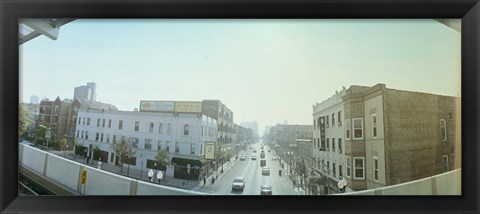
312, 83, 459, 193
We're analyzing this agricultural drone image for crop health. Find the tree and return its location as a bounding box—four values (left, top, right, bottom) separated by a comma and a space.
111, 138, 135, 172
154, 150, 170, 171
35, 123, 50, 145
56, 137, 68, 150
93, 145, 101, 161
18, 105, 31, 139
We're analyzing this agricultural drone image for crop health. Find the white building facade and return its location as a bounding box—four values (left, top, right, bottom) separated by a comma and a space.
75, 108, 217, 180
312, 88, 349, 194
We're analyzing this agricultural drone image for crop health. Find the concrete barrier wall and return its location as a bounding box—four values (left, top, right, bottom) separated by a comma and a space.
381, 176, 433, 195
20, 144, 47, 174
136, 181, 208, 195
340, 169, 461, 195
83, 166, 133, 195
436, 168, 461, 195
44, 154, 82, 192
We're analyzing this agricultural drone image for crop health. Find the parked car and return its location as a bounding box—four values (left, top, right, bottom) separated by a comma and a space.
232, 176, 245, 192
239, 155, 246, 161
251, 155, 257, 160
260, 185, 272, 195
262, 167, 270, 176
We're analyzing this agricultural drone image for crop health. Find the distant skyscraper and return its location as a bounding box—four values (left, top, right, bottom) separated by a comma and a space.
73, 82, 97, 101
29, 95, 39, 104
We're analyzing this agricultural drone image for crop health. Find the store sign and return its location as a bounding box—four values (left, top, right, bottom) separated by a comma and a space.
175, 101, 202, 113
204, 142, 215, 160
320, 116, 325, 151
140, 101, 175, 112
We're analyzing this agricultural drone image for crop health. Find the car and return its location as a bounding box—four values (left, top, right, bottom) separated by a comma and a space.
251, 155, 257, 160
260, 185, 272, 195
232, 176, 245, 192
239, 155, 246, 161
253, 150, 257, 153
262, 167, 270, 176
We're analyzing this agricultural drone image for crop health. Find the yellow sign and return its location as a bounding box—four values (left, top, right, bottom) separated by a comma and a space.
175, 101, 202, 113
81, 170, 87, 184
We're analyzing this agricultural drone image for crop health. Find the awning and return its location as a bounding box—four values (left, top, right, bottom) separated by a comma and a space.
171, 157, 204, 166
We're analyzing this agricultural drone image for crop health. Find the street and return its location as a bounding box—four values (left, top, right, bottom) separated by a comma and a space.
199, 142, 298, 195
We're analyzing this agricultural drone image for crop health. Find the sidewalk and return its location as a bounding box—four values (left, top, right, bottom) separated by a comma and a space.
191, 157, 239, 191
277, 157, 305, 195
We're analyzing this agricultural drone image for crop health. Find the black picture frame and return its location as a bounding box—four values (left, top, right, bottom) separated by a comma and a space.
1, 0, 479, 213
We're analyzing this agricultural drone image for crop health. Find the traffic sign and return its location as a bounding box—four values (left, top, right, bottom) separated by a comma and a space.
81, 170, 87, 184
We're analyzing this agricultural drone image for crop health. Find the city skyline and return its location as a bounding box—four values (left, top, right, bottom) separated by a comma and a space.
20, 19, 461, 133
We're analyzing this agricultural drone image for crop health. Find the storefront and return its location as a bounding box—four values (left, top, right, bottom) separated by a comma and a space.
171, 157, 204, 180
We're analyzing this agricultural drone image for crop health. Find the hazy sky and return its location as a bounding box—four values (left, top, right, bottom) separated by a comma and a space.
20, 19, 461, 134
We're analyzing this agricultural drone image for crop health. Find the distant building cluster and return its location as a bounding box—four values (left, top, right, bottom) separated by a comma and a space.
263, 83, 459, 195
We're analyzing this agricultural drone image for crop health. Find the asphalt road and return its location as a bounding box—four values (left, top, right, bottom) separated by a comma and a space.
201, 142, 296, 195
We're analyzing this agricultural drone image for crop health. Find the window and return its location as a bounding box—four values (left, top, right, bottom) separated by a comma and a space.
345, 119, 350, 139
97, 118, 101, 127
175, 142, 180, 153
332, 113, 335, 126
339, 165, 343, 177
132, 138, 139, 148
201, 126, 204, 136
353, 157, 365, 179
102, 119, 105, 127
326, 115, 329, 127
100, 133, 104, 142
112, 135, 116, 144
145, 139, 152, 150
108, 119, 111, 128
326, 138, 330, 151
166, 141, 170, 152
149, 122, 154, 133
338, 111, 342, 126
157, 140, 162, 150
327, 161, 330, 175
118, 120, 123, 130
134, 121, 140, 131
313, 119, 316, 130
338, 138, 342, 153
373, 156, 379, 182
440, 119, 447, 141
76, 130, 79, 138
87, 118, 91, 126
333, 163, 336, 177
106, 134, 110, 143
95, 132, 99, 141
184, 124, 189, 135
83, 117, 86, 125
190, 143, 195, 155
442, 155, 449, 172
85, 131, 89, 140
81, 131, 84, 139
353, 118, 364, 139
167, 123, 172, 134
371, 113, 377, 138
346, 157, 351, 178
159, 123, 163, 134
200, 144, 203, 154
78, 117, 81, 125
54, 105, 59, 114
332, 138, 336, 152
